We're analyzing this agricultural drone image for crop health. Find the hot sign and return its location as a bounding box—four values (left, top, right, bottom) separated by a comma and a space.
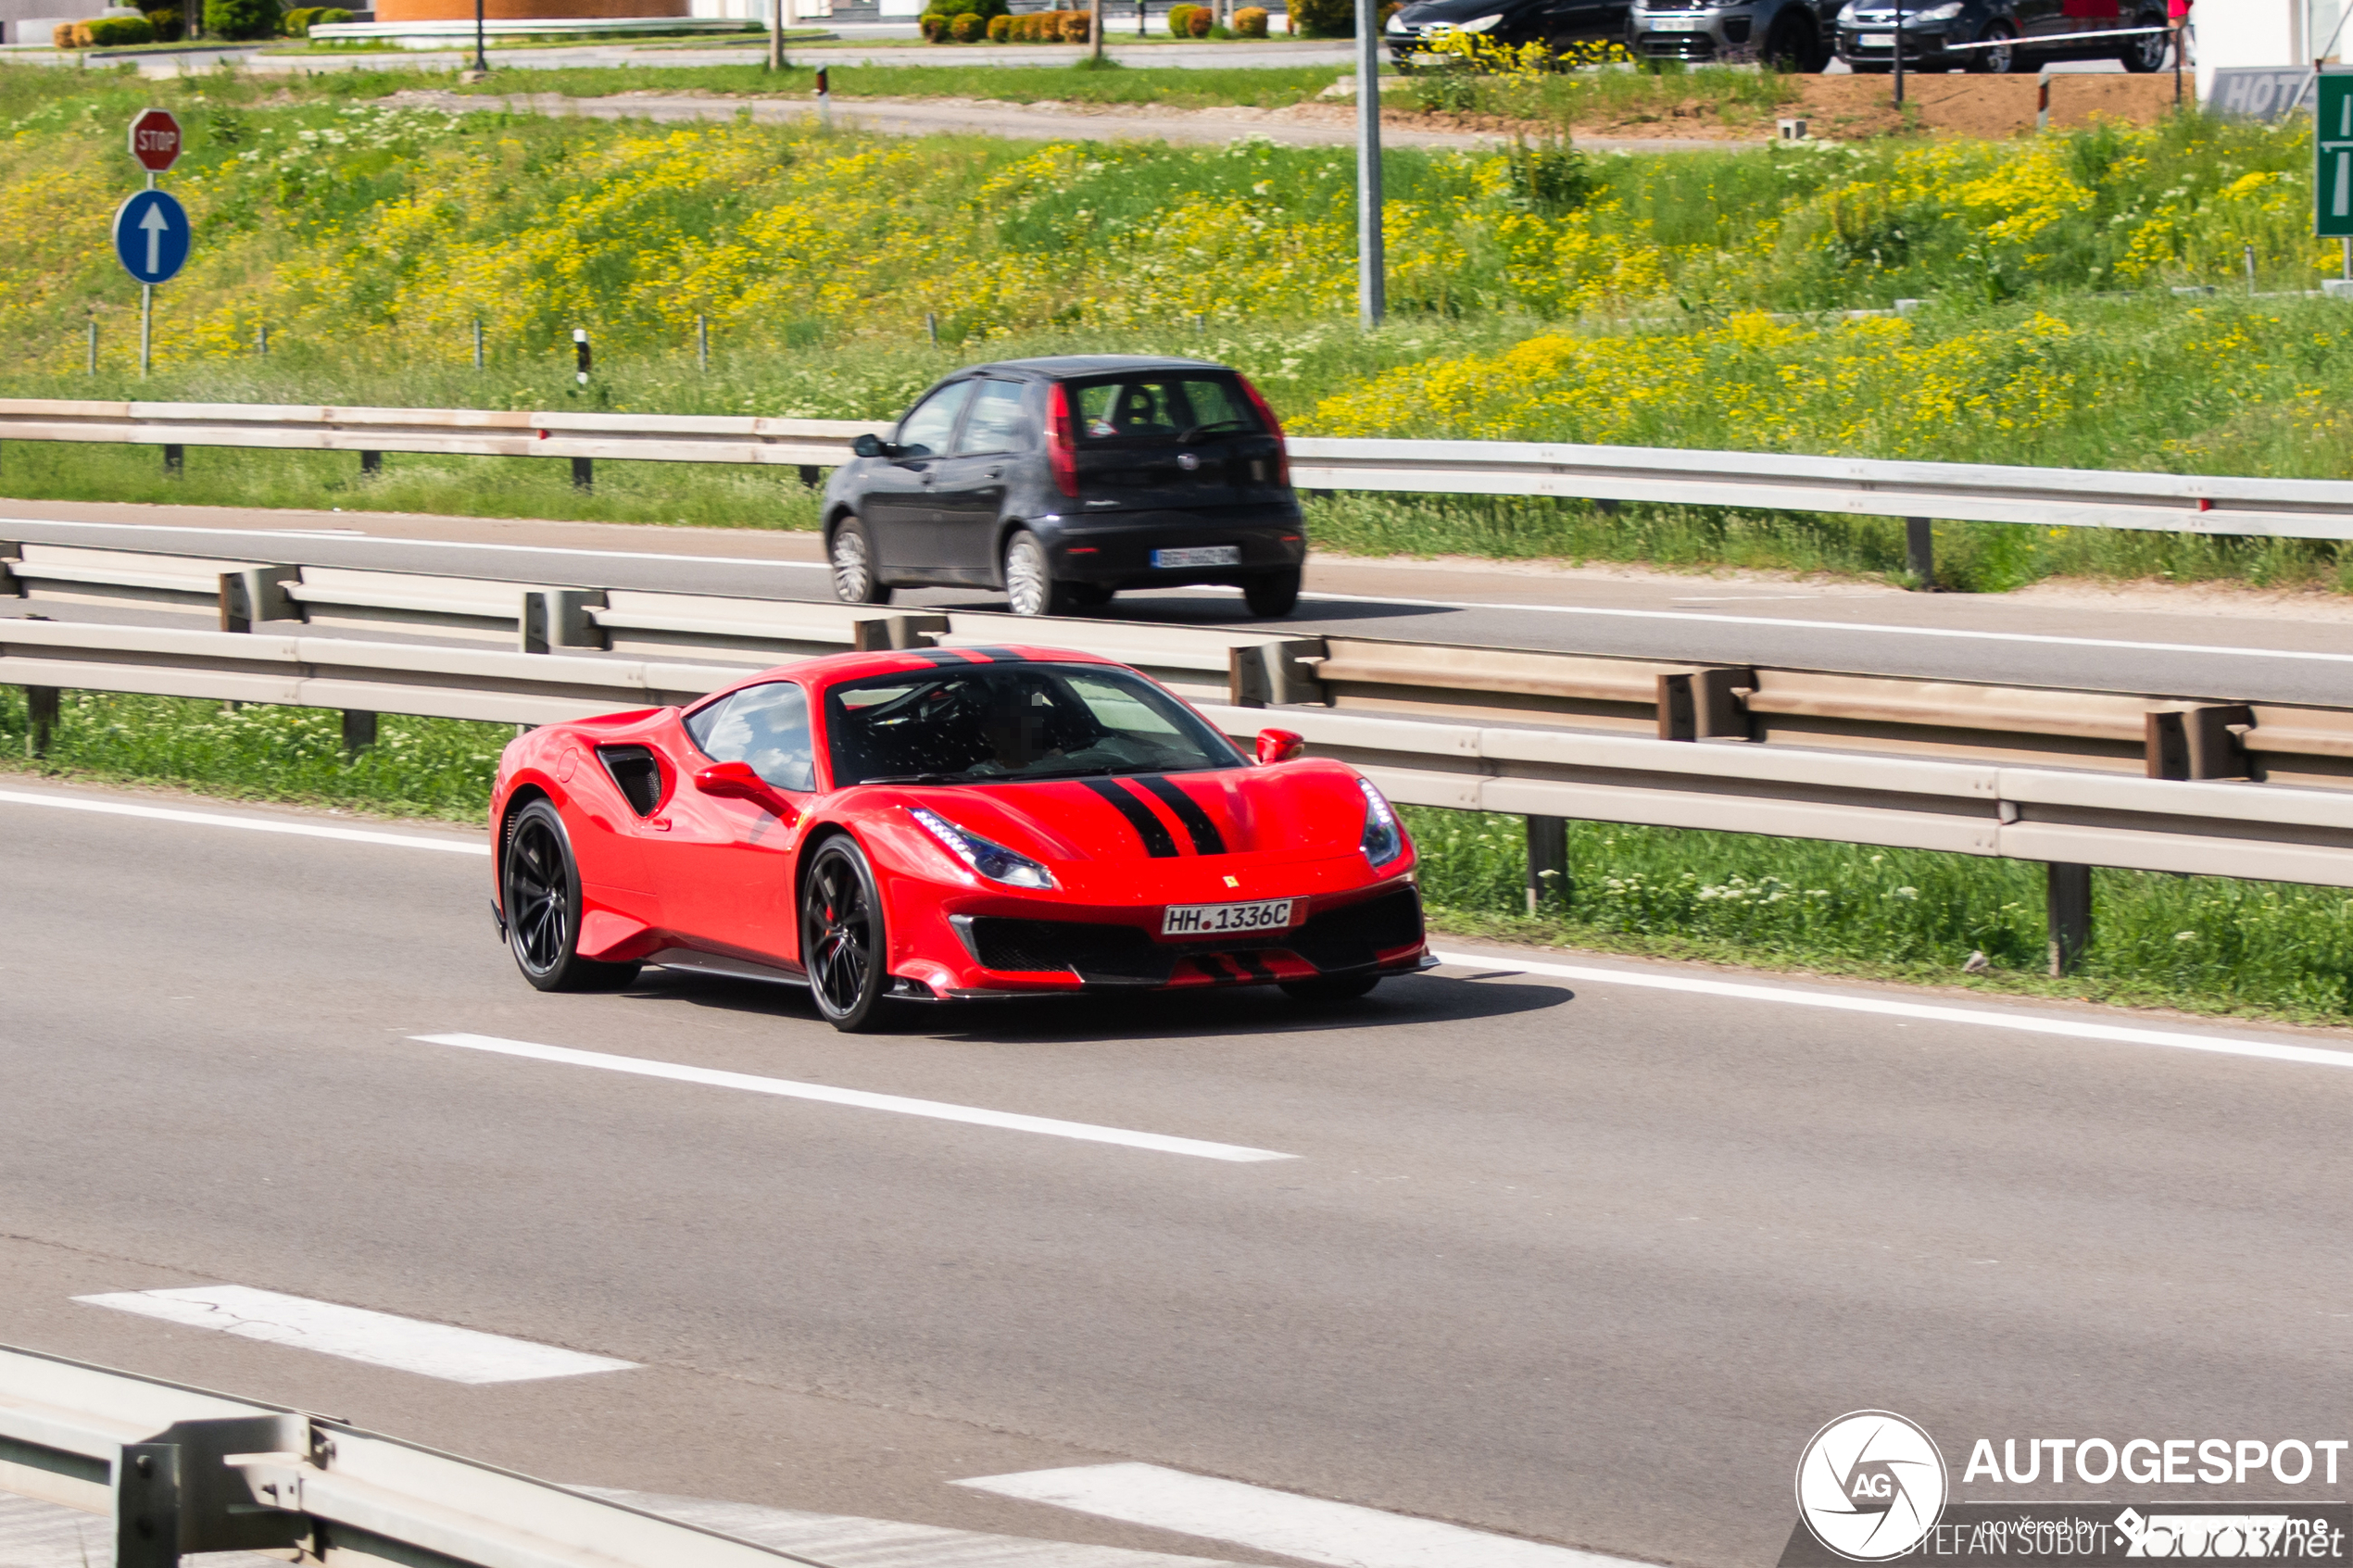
129, 107, 181, 174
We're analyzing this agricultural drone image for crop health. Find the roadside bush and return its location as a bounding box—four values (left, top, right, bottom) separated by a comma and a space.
1233, 5, 1266, 33
1186, 5, 1211, 32
315, 6, 349, 19
950, 10, 985, 39
1286, 0, 1350, 35
278, 5, 317, 32
146, 6, 182, 36
83, 14, 154, 43
1059, 7, 1089, 39
987, 12, 1012, 38
203, 0, 278, 38
1165, 3, 1198, 33
52, 20, 80, 44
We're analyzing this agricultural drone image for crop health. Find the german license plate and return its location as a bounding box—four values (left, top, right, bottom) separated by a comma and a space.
1860, 31, 1894, 44
1650, 16, 1705, 29
1151, 546, 1240, 569
1163, 897, 1299, 936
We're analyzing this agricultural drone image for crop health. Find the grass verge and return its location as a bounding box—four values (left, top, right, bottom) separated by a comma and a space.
5, 686, 2349, 1027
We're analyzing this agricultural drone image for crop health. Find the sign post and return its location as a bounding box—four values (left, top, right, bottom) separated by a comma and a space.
1354, 0, 1383, 327
2322, 73, 2353, 283
118, 108, 188, 379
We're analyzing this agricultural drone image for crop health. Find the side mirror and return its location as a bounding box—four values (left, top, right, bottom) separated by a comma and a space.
694, 761, 800, 823
850, 433, 883, 458
1255, 728, 1305, 765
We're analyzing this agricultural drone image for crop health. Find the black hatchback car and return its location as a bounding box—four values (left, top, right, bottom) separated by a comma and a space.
823, 356, 1307, 620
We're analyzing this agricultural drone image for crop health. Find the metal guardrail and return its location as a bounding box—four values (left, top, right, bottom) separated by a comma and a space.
5, 400, 2353, 549
0, 1341, 838, 1568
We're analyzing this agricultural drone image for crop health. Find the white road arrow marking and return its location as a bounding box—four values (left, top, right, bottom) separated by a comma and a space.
138, 200, 170, 274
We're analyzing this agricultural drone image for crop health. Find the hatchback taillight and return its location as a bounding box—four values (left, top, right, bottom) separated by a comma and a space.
1046, 382, 1079, 499
1237, 374, 1289, 488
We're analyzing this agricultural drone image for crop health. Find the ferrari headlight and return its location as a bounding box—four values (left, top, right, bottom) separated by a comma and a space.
1455, 10, 1504, 28
912, 807, 1056, 890
1358, 779, 1404, 868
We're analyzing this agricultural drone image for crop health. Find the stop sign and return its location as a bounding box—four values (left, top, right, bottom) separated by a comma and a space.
128, 108, 181, 173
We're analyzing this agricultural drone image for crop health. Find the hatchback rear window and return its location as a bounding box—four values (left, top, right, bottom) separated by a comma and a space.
1072, 376, 1259, 443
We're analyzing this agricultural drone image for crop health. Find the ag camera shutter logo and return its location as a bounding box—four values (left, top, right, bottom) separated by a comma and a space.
1796, 1411, 1950, 1561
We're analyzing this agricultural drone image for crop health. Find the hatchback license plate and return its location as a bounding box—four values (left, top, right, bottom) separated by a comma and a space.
1859, 31, 1893, 44
1163, 897, 1299, 935
1151, 546, 1241, 569
1649, 16, 1705, 29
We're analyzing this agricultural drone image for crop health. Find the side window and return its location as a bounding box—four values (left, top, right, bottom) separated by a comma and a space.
953, 380, 1034, 456
686, 683, 816, 793
897, 381, 975, 459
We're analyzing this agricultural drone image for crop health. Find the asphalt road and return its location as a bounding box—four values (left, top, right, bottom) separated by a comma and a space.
7, 777, 2353, 1567
6, 501, 2353, 706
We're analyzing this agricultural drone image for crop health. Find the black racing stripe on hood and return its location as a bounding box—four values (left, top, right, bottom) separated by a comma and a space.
1134, 775, 1227, 856
1082, 778, 1178, 858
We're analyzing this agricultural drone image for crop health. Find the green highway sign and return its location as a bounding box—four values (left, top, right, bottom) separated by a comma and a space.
2322, 73, 2353, 237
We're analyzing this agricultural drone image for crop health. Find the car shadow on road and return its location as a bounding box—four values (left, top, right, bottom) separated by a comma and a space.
620, 968, 1569, 1046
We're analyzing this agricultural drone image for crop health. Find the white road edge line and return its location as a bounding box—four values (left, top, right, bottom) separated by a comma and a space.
12, 517, 2342, 667
409, 1033, 1298, 1163
1302, 590, 2353, 667
956, 1462, 1633, 1568
0, 788, 489, 853
1431, 947, 2353, 1072
73, 1285, 635, 1385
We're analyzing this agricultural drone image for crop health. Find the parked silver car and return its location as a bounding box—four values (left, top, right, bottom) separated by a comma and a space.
1627, 0, 1832, 67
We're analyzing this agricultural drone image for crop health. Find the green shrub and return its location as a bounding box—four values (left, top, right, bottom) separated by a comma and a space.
84, 14, 155, 44
145, 6, 182, 36
1287, 0, 1351, 35
987, 12, 1012, 38
278, 5, 316, 33
1165, 2, 1196, 33
204, 0, 279, 38
950, 9, 985, 39
314, 5, 349, 19
1232, 5, 1266, 33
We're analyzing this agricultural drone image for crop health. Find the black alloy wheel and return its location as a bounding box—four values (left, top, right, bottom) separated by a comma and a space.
1762, 14, 1825, 71
1280, 973, 1381, 1003
502, 798, 641, 992
801, 836, 892, 1032
1966, 19, 2020, 71
1242, 567, 1302, 618
2119, 12, 2167, 70
829, 515, 891, 605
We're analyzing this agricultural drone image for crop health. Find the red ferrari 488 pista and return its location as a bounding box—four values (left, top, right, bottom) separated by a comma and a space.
489, 646, 1429, 1030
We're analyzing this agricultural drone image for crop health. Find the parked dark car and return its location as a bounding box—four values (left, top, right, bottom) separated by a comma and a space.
1833, 0, 2169, 71
1385, 0, 1629, 64
823, 356, 1307, 620
1628, 0, 1835, 67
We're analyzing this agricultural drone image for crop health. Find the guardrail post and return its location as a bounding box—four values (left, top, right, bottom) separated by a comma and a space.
1657, 668, 1754, 741
799, 465, 822, 489
342, 710, 378, 754
1526, 815, 1568, 916
521, 588, 608, 653
1905, 518, 1935, 589
0, 544, 19, 598
163, 444, 185, 478
26, 685, 59, 757
219, 566, 301, 633
853, 613, 950, 652
2046, 862, 2092, 976
2145, 704, 2255, 781
359, 451, 383, 477
1228, 639, 1328, 708
571, 457, 594, 493
114, 1442, 182, 1568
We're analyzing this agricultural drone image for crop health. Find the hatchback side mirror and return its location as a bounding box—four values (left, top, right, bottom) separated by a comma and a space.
694, 761, 800, 823
850, 433, 884, 458
1255, 728, 1304, 765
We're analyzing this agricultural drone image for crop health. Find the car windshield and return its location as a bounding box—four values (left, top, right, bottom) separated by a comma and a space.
824, 663, 1245, 787
1073, 375, 1259, 444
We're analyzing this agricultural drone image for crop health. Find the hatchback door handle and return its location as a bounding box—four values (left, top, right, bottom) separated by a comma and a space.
987, 467, 1002, 479
920, 474, 936, 485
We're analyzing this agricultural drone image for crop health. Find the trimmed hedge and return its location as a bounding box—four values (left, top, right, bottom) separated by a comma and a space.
1286, 0, 1350, 34
204, 0, 279, 38
1232, 4, 1266, 32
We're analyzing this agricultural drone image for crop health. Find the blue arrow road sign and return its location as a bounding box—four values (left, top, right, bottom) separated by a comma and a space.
112, 188, 189, 285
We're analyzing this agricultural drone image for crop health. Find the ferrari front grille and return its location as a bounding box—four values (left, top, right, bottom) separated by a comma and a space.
966, 917, 1172, 983
1290, 887, 1425, 973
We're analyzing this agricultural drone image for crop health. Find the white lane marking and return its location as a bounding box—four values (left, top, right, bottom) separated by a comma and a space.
411, 1033, 1298, 1163
73, 1285, 635, 1384
957, 1463, 1628, 1568
1431, 947, 2353, 1072
1302, 590, 2353, 668
0, 788, 488, 853
3, 515, 830, 571
14, 517, 2343, 666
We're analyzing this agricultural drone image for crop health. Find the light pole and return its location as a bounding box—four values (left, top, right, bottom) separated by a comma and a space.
472, 0, 487, 74
1892, 0, 1906, 105
1354, 0, 1384, 325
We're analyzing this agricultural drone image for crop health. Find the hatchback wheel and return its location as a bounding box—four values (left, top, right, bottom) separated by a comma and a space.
830, 515, 890, 605
2119, 14, 2168, 69
1967, 19, 2020, 71
1242, 568, 1302, 618
1003, 529, 1078, 618
801, 836, 892, 1032
502, 799, 641, 993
